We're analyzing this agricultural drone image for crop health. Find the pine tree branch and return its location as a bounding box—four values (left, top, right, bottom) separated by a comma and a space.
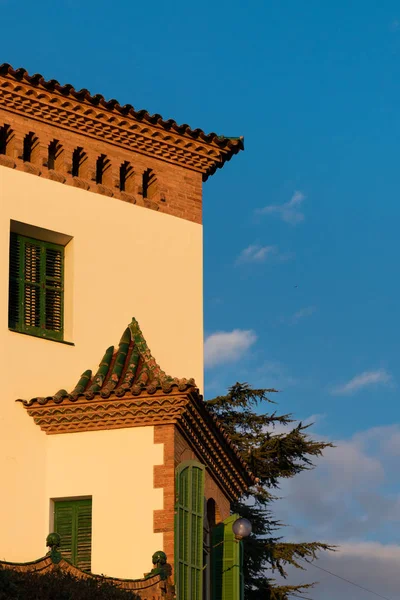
205, 382, 335, 599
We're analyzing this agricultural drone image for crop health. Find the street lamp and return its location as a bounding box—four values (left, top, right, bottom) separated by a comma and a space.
232, 517, 252, 541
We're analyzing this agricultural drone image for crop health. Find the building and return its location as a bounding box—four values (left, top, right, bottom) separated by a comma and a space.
0, 63, 251, 599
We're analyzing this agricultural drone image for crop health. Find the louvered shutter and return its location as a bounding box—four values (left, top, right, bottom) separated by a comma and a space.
54, 502, 74, 563
44, 245, 63, 334
211, 514, 242, 600
8, 233, 20, 329
175, 462, 204, 600
75, 501, 92, 572
54, 499, 92, 572
23, 239, 41, 329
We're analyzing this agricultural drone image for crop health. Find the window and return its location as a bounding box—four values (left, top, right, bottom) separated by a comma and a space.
0, 124, 13, 156
211, 514, 243, 600
175, 461, 205, 600
72, 147, 88, 178
142, 169, 158, 199
48, 139, 63, 171
96, 154, 112, 186
23, 132, 40, 164
8, 233, 64, 341
119, 161, 134, 193
54, 498, 92, 572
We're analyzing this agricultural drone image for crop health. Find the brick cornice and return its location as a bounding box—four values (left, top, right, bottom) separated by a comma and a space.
0, 67, 242, 179
21, 388, 253, 500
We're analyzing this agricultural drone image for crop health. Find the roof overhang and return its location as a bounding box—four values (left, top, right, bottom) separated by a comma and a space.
0, 63, 244, 180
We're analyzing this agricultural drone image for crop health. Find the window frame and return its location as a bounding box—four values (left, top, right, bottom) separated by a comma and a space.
8, 232, 65, 341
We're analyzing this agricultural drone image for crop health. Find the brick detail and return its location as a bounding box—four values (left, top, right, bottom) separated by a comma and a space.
154, 425, 175, 575
153, 423, 232, 581
174, 429, 230, 522
0, 108, 203, 224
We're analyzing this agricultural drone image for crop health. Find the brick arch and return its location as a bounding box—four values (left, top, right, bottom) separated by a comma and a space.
0, 124, 14, 156
48, 139, 64, 171
142, 168, 158, 200
23, 132, 40, 165
119, 160, 135, 194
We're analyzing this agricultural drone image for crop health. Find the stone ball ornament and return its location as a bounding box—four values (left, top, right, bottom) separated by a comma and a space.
152, 550, 167, 567
46, 532, 61, 549
232, 517, 252, 540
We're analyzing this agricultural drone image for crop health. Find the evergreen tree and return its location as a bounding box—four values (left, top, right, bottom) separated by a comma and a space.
206, 382, 335, 600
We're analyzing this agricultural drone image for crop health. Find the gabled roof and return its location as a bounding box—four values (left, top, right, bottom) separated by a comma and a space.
17, 318, 255, 498
20, 318, 195, 407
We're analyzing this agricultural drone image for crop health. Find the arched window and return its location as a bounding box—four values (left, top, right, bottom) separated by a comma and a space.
175, 461, 205, 600
48, 140, 63, 171
120, 161, 134, 193
96, 154, 112, 186
142, 169, 158, 199
72, 147, 88, 178
23, 132, 40, 164
0, 124, 14, 156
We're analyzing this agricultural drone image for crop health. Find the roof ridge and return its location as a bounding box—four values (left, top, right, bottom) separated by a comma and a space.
0, 63, 244, 151
19, 317, 196, 406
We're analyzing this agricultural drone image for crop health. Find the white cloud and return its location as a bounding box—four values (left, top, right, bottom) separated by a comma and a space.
258, 360, 297, 390
291, 305, 316, 323
332, 369, 393, 396
236, 244, 277, 264
204, 329, 257, 368
256, 190, 306, 225
274, 542, 400, 599
269, 423, 400, 598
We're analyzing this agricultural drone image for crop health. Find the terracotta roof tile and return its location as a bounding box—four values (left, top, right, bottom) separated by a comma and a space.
0, 63, 244, 180
19, 318, 195, 407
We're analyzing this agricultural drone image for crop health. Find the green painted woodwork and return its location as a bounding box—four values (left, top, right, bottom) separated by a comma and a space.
70, 370, 92, 396
54, 499, 92, 572
88, 346, 114, 392
67, 317, 189, 397
175, 461, 205, 600
211, 514, 242, 600
104, 328, 130, 391
8, 232, 64, 341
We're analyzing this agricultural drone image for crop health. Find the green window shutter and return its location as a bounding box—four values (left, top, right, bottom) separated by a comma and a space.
175, 462, 205, 600
8, 233, 64, 341
54, 499, 92, 572
211, 514, 242, 600
23, 239, 42, 329
8, 233, 20, 329
54, 503, 74, 564
44, 245, 64, 334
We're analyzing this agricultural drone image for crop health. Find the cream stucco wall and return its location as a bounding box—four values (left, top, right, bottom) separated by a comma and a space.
0, 166, 203, 577
46, 428, 164, 578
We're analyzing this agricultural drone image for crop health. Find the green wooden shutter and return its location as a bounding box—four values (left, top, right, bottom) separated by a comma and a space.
8, 233, 64, 340
8, 233, 20, 329
23, 238, 41, 330
175, 462, 205, 600
44, 245, 64, 335
75, 501, 92, 572
54, 499, 92, 572
211, 514, 242, 600
54, 502, 74, 564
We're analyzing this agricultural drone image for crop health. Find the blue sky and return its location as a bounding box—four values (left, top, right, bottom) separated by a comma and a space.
2, 1, 400, 597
